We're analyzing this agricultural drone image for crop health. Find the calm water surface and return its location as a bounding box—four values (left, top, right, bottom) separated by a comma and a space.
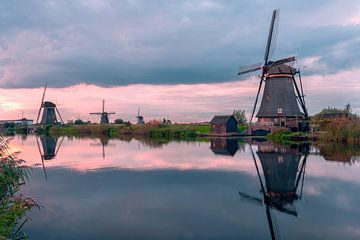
10, 135, 360, 239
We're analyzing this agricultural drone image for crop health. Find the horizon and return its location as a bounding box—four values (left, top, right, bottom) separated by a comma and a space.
1, 0, 360, 122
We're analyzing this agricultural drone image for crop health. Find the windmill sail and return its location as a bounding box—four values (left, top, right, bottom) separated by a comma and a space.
264, 9, 279, 64
36, 82, 47, 124
236, 9, 308, 133
238, 62, 262, 75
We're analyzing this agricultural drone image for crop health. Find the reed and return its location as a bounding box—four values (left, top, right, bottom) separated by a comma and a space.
318, 118, 360, 144
0, 136, 38, 239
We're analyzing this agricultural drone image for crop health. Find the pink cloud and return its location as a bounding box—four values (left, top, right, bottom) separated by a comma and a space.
0, 67, 359, 123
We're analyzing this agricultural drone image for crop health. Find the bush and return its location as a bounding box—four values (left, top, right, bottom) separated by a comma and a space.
319, 118, 360, 144
3, 122, 15, 129
74, 119, 86, 125
267, 129, 309, 143
114, 119, 124, 124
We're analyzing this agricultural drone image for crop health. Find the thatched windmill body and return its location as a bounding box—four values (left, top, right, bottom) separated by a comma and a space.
36, 82, 64, 125
136, 108, 145, 124
90, 100, 115, 124
237, 9, 308, 135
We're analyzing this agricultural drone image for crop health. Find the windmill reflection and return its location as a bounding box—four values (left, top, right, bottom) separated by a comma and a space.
90, 136, 115, 159
239, 141, 309, 240
210, 138, 239, 156
36, 135, 64, 179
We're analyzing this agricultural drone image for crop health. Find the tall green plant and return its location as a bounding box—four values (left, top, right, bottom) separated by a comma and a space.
0, 136, 38, 240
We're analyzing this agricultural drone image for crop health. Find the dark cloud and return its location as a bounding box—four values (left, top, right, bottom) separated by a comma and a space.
0, 0, 359, 88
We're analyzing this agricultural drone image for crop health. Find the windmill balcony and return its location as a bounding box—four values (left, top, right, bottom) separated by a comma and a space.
251, 121, 274, 126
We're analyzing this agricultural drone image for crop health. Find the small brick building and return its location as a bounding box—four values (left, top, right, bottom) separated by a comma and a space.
210, 115, 238, 135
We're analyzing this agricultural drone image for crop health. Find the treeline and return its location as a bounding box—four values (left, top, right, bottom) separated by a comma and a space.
312, 103, 357, 120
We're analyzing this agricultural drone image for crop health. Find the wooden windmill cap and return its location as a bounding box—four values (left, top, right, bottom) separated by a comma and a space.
266, 63, 296, 77
42, 101, 56, 107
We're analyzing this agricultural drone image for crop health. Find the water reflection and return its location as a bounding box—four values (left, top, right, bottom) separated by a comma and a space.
315, 143, 360, 164
210, 138, 239, 156
36, 135, 63, 160
240, 142, 309, 240
88, 136, 114, 159
35, 135, 64, 180
11, 135, 360, 239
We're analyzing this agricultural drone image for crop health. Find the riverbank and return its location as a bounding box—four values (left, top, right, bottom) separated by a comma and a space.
267, 118, 360, 145
267, 130, 312, 143
12, 117, 360, 145
47, 123, 210, 139
33, 123, 248, 139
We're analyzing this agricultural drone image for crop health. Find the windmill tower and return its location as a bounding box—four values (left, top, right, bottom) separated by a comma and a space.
36, 82, 64, 125
90, 100, 115, 124
237, 9, 308, 135
136, 108, 145, 124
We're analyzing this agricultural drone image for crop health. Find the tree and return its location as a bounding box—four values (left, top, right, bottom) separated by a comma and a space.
114, 118, 124, 124
74, 119, 85, 125
3, 122, 15, 129
312, 103, 357, 120
344, 103, 352, 115
233, 109, 247, 124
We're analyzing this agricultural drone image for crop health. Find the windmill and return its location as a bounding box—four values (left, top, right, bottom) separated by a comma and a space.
36, 82, 64, 125
90, 100, 115, 124
136, 108, 145, 124
237, 9, 308, 135
239, 141, 308, 240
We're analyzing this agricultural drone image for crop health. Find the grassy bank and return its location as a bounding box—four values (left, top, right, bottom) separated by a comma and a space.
48, 123, 212, 139
267, 118, 360, 144
267, 130, 311, 143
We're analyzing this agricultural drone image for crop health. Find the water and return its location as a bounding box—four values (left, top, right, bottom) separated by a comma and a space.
10, 135, 360, 239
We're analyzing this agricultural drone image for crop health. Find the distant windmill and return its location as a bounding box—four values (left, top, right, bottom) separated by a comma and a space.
136, 108, 145, 124
90, 100, 115, 124
237, 9, 308, 135
36, 82, 64, 125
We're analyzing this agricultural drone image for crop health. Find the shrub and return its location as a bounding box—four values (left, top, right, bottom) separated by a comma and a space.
0, 136, 38, 239
114, 119, 124, 124
74, 119, 86, 125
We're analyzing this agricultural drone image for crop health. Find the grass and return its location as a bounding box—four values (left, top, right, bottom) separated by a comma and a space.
47, 123, 211, 139
46, 123, 249, 140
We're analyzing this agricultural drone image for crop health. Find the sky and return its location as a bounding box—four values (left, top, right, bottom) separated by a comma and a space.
0, 0, 360, 122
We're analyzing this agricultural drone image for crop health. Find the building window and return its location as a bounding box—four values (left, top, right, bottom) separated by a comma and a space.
277, 107, 283, 114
